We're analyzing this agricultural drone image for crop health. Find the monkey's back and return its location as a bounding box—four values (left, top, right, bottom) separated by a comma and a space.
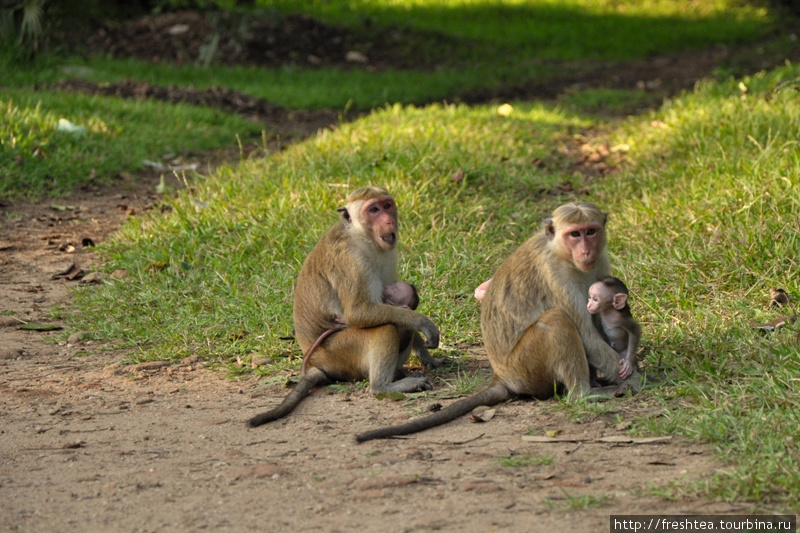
480, 232, 555, 362
292, 224, 349, 351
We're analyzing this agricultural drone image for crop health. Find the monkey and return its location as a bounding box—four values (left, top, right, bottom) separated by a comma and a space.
587, 276, 641, 380
356, 202, 641, 443
300, 281, 444, 374
249, 186, 440, 428
380, 282, 446, 369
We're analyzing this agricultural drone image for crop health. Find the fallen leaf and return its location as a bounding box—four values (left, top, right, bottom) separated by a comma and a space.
80, 272, 100, 284
470, 407, 495, 423
110, 269, 128, 279
147, 261, 169, 272
18, 322, 63, 331
769, 288, 790, 309
375, 391, 406, 401
52, 263, 84, 280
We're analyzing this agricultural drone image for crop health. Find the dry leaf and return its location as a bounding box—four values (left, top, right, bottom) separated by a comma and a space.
52, 262, 84, 280
470, 407, 495, 423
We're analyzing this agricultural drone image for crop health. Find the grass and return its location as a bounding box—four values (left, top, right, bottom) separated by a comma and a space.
497, 453, 554, 467
0, 0, 777, 113
0, 88, 262, 200
545, 489, 614, 510
2, 0, 799, 512
70, 62, 800, 509
259, 0, 771, 61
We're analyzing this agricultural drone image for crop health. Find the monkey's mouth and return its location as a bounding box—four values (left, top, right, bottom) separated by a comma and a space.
382, 232, 397, 246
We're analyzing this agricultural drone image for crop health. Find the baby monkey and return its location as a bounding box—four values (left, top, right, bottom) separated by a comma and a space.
302, 281, 434, 373
587, 276, 641, 380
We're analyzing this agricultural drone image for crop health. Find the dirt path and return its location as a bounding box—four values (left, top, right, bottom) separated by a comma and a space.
0, 128, 743, 533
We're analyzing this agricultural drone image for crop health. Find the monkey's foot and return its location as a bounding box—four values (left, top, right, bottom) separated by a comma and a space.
420, 356, 448, 369
373, 376, 433, 394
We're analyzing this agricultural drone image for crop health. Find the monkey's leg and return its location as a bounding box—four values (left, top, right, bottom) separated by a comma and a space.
412, 333, 447, 369
497, 308, 594, 399
363, 325, 434, 393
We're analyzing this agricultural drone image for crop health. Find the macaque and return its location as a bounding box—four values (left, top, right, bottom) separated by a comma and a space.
356, 202, 641, 443
587, 276, 641, 380
249, 186, 440, 428
301, 281, 443, 373
382, 281, 419, 310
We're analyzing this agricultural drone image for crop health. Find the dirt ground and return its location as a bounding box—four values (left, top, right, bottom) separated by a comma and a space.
2, 10, 795, 533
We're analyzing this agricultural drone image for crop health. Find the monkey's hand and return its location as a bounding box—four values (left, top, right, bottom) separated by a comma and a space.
418, 318, 440, 349
618, 358, 634, 380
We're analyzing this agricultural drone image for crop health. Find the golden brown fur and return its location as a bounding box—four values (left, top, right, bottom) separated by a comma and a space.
356, 202, 640, 442
249, 186, 439, 427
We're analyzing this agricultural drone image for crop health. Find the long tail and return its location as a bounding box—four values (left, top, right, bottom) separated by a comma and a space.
300, 326, 344, 374
355, 382, 510, 443
248, 367, 328, 427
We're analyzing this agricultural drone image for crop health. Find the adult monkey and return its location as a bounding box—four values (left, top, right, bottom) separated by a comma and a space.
249, 186, 440, 427
356, 202, 640, 443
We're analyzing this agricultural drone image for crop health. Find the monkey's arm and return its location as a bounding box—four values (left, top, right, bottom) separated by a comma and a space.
619, 323, 641, 379
333, 266, 440, 348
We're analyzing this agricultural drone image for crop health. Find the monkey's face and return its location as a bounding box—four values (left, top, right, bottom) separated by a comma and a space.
362, 196, 398, 251
586, 283, 608, 314
562, 223, 604, 271
384, 281, 414, 309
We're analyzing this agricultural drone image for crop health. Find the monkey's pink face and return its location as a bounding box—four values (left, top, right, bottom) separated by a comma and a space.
586, 283, 606, 314
384, 281, 414, 308
562, 223, 603, 272
363, 196, 398, 250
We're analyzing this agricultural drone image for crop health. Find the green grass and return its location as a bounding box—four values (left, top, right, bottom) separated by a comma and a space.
0, 0, 779, 113
0, 88, 262, 200
70, 63, 800, 508
259, 0, 771, 61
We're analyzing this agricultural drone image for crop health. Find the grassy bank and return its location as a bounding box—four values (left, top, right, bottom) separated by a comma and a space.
71, 61, 800, 506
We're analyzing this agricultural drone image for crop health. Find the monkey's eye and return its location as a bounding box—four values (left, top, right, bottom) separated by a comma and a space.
586, 228, 597, 236
570, 231, 581, 238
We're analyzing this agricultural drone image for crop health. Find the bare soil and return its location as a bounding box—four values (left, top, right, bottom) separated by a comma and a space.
2, 10, 792, 532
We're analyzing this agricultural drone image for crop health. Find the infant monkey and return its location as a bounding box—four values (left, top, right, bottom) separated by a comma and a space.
302, 281, 429, 373
587, 276, 642, 380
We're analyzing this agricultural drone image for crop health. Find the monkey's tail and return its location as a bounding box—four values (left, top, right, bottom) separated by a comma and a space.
248, 367, 329, 427
355, 382, 510, 443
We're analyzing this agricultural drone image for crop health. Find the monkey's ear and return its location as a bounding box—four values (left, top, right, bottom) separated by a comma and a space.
337, 206, 351, 224
612, 293, 628, 310
602, 212, 609, 226
544, 218, 555, 241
